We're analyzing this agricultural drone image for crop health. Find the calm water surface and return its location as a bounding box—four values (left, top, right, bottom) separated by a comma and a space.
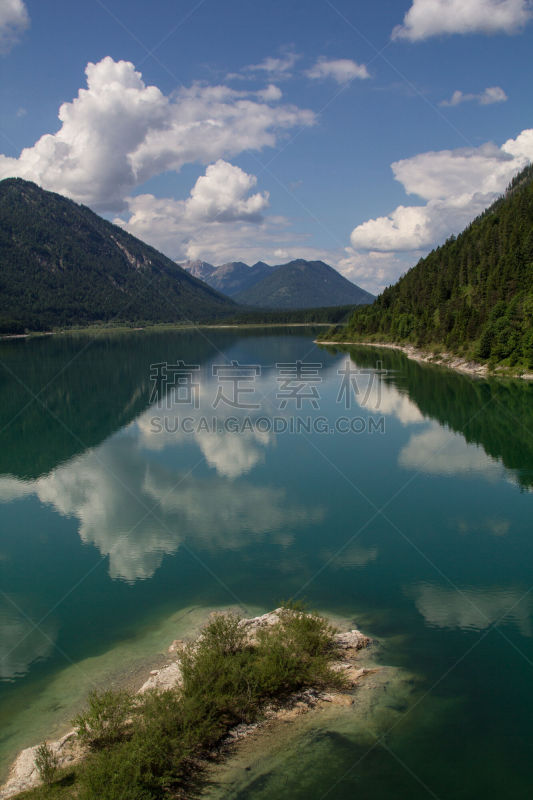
0, 328, 532, 798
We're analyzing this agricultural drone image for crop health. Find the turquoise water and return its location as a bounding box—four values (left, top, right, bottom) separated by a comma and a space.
0, 328, 532, 797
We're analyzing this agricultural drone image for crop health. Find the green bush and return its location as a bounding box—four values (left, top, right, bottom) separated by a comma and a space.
34, 742, 59, 786
69, 608, 343, 800
72, 689, 135, 749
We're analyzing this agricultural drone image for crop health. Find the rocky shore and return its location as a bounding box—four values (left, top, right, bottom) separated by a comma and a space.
317, 340, 533, 380
0, 610, 375, 799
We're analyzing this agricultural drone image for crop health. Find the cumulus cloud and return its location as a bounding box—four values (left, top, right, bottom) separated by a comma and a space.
0, 56, 314, 212
306, 58, 370, 84
185, 160, 269, 223
0, 0, 29, 54
117, 186, 345, 266
337, 249, 415, 294
115, 160, 273, 261
440, 86, 508, 106
349, 131, 533, 254
392, 0, 532, 41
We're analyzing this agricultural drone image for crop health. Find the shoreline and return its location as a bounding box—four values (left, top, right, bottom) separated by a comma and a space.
0, 322, 333, 341
0, 609, 376, 799
316, 340, 533, 381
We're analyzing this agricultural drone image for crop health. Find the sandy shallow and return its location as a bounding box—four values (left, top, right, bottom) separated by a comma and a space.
0, 603, 263, 789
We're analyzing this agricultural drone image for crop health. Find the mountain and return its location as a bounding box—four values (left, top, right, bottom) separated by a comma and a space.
182, 259, 274, 297
182, 259, 216, 283
234, 259, 375, 309
325, 164, 533, 370
182, 258, 373, 308
0, 179, 235, 333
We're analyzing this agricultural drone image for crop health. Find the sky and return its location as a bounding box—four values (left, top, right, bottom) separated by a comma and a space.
0, 0, 532, 294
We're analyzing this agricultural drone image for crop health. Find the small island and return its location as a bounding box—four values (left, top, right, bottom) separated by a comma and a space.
1, 607, 374, 800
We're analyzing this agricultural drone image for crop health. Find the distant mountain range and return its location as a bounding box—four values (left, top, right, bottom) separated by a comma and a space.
186, 260, 274, 297
327, 164, 533, 371
183, 258, 374, 308
0, 179, 235, 332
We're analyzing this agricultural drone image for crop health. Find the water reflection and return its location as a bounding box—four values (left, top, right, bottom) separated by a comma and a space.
324, 343, 533, 489
410, 583, 532, 635
0, 436, 322, 582
398, 423, 508, 480
0, 332, 533, 795
0, 600, 57, 682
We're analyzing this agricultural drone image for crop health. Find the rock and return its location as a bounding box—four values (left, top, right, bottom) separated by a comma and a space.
334, 629, 371, 653
139, 660, 182, 693
0, 731, 82, 800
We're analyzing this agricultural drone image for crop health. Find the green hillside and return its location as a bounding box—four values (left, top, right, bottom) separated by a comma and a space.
234, 259, 374, 309
325, 164, 533, 371
0, 179, 235, 333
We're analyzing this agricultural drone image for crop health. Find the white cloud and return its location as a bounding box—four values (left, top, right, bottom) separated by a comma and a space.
306, 58, 370, 84
392, 0, 532, 41
349, 131, 533, 254
0, 0, 29, 54
122, 158, 269, 237
257, 84, 283, 101
247, 52, 299, 75
117, 184, 349, 267
185, 159, 269, 223
440, 86, 508, 106
0, 56, 314, 212
337, 249, 415, 294
115, 159, 274, 261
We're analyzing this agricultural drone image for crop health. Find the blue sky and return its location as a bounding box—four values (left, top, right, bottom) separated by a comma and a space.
1, 0, 532, 293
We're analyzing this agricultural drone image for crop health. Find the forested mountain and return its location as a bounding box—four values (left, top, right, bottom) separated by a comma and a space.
327, 164, 533, 370
0, 179, 235, 333
183, 260, 274, 297
234, 259, 374, 309
183, 257, 373, 308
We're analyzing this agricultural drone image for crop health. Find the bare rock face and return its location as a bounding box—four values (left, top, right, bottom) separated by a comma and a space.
0, 611, 375, 799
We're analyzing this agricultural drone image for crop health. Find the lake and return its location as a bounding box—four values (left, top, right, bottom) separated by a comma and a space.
0, 327, 532, 798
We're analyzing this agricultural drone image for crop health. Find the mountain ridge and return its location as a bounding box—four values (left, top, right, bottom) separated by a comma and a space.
183, 257, 374, 308
0, 179, 235, 332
